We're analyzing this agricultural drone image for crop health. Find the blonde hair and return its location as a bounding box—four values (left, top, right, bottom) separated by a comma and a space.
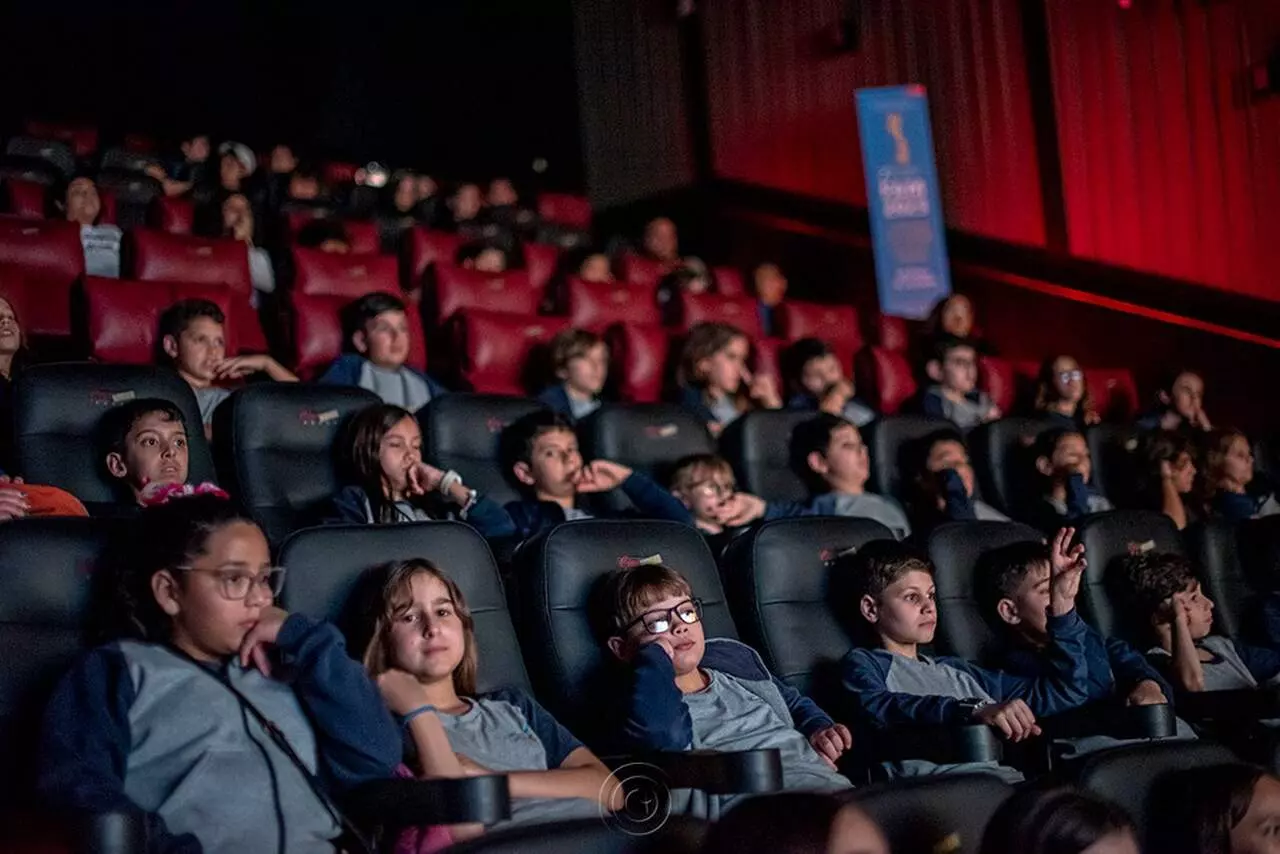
670, 453, 734, 494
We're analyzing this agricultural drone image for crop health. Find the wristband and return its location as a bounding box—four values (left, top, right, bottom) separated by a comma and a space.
438, 470, 462, 495
401, 704, 437, 730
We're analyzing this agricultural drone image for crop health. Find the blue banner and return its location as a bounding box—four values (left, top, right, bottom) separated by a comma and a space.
855, 85, 952, 320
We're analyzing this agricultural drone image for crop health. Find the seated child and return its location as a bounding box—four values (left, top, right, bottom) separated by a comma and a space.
38, 494, 401, 852
668, 453, 811, 550
1136, 431, 1199, 531
1137, 369, 1212, 434
347, 558, 620, 832
783, 338, 876, 428
1204, 428, 1280, 523
500, 410, 691, 541
921, 336, 1000, 431
601, 562, 852, 817
62, 174, 121, 279
1026, 429, 1113, 535
456, 241, 510, 273
328, 403, 514, 539
1034, 355, 1100, 430
838, 540, 1093, 782
752, 262, 788, 338
980, 786, 1139, 854
925, 293, 977, 342
100, 399, 194, 509
320, 292, 447, 412
536, 329, 608, 422
158, 298, 297, 434
789, 414, 911, 538
1112, 552, 1280, 694
676, 321, 781, 436
908, 431, 1009, 535
1148, 763, 1280, 854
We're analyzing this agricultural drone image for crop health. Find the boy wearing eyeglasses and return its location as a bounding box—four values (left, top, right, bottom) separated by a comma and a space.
601, 562, 852, 814
921, 336, 1000, 431
668, 454, 811, 552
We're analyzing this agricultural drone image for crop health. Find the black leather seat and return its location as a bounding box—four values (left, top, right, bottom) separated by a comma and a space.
718, 410, 812, 503
420, 393, 548, 508
1076, 510, 1185, 641
925, 521, 1044, 663
852, 774, 1015, 854
863, 415, 954, 504
445, 815, 707, 854
1237, 515, 1280, 595
0, 518, 123, 810
720, 517, 896, 703
1187, 519, 1250, 641
13, 364, 217, 515
99, 147, 162, 176
1087, 423, 1140, 509
4, 136, 75, 177
579, 404, 713, 486
96, 168, 162, 230
212, 384, 380, 545
278, 521, 529, 694
968, 417, 1055, 519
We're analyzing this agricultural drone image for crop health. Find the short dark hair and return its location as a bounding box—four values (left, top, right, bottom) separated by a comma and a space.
99, 398, 186, 459
1033, 428, 1084, 462
550, 328, 606, 373
595, 562, 694, 636
157, 299, 224, 362
974, 541, 1052, 623
1148, 764, 1270, 854
341, 292, 408, 349
979, 786, 1134, 854
781, 337, 836, 391
834, 539, 934, 608
499, 409, 576, 478
930, 334, 975, 364
1110, 552, 1198, 626
789, 413, 853, 492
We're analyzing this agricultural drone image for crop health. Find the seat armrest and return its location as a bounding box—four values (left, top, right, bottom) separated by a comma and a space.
1039, 702, 1177, 741
869, 724, 1003, 765
1176, 687, 1280, 722
344, 775, 512, 829
604, 748, 783, 795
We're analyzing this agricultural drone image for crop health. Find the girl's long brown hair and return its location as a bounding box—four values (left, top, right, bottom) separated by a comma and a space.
349, 558, 478, 697
1034, 355, 1098, 424
344, 403, 420, 524
677, 321, 749, 412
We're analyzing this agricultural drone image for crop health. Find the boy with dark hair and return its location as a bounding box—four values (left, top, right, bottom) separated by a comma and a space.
100, 399, 192, 506
1025, 429, 1113, 535
921, 336, 1000, 431
839, 539, 1092, 780
601, 562, 851, 816
782, 338, 876, 428
908, 431, 1009, 535
789, 414, 910, 538
62, 174, 121, 279
320, 292, 447, 412
158, 299, 296, 432
537, 329, 608, 422
500, 410, 690, 541
1113, 552, 1280, 693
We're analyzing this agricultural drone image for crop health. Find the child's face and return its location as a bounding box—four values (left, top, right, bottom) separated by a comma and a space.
0, 298, 22, 356
939, 295, 973, 338
611, 591, 705, 677
578, 253, 612, 283
219, 153, 245, 189
1229, 774, 1280, 854
800, 353, 845, 398
518, 428, 582, 500
1051, 356, 1084, 404
356, 309, 411, 369
1170, 372, 1204, 419
288, 174, 320, 201
754, 263, 788, 306
999, 561, 1053, 643
379, 416, 422, 497
465, 247, 507, 273
221, 194, 253, 237
560, 343, 608, 396
394, 176, 419, 211
269, 145, 296, 174
1163, 580, 1215, 640
452, 184, 483, 221
386, 572, 467, 684
107, 412, 190, 497
864, 570, 937, 646
644, 218, 679, 262
1222, 436, 1255, 488
182, 136, 211, 163
827, 805, 891, 854
167, 316, 226, 383
676, 469, 736, 526
1168, 452, 1197, 495
1043, 433, 1092, 484
927, 440, 975, 498
938, 345, 977, 394
488, 178, 518, 207
65, 177, 101, 226
156, 520, 274, 661
698, 336, 750, 395
817, 424, 870, 490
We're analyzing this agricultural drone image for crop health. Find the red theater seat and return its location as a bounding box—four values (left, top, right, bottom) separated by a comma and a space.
523, 242, 560, 292
604, 323, 669, 403
24, 120, 98, 158
620, 253, 670, 288
536, 193, 592, 230
775, 301, 862, 359
83, 277, 238, 364
323, 162, 359, 186
444, 309, 566, 395
713, 266, 745, 297
678, 292, 764, 339
876, 314, 911, 353
1085, 368, 1139, 421
290, 290, 428, 380
430, 264, 538, 326
5, 179, 46, 219
403, 227, 465, 291
567, 278, 660, 332
0, 217, 83, 337
291, 247, 398, 298
150, 195, 194, 235
344, 221, 380, 255
128, 229, 265, 352
980, 356, 1016, 416
0, 266, 30, 322
856, 347, 918, 416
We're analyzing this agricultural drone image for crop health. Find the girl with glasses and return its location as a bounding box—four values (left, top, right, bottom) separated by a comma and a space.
1035, 355, 1101, 430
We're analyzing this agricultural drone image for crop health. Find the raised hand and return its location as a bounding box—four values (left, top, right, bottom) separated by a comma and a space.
1049, 527, 1087, 617
720, 492, 767, 527
214, 355, 269, 380
377, 669, 434, 716
406, 462, 445, 496
238, 606, 290, 677
819, 379, 854, 416
748, 373, 782, 409
575, 460, 633, 493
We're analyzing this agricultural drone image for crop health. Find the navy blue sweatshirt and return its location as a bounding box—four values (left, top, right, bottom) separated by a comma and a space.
504, 470, 694, 541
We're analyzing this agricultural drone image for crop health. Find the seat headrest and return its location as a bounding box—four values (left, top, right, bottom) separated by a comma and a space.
292, 247, 399, 298
445, 310, 565, 396
852, 774, 1015, 854
1187, 519, 1246, 640
865, 415, 956, 503
84, 277, 238, 365
1076, 510, 1185, 640
0, 517, 121, 626
422, 393, 547, 506
403, 227, 465, 290
718, 409, 814, 503
0, 217, 84, 281
567, 279, 661, 331
14, 364, 216, 512
432, 265, 539, 324
776, 301, 862, 355
278, 522, 527, 694
129, 229, 251, 295
5, 137, 74, 177
602, 323, 669, 404
95, 168, 162, 204
678, 292, 764, 339
968, 418, 1056, 516
580, 404, 712, 484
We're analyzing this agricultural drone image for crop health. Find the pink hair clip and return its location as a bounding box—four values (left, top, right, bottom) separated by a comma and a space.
139, 481, 231, 507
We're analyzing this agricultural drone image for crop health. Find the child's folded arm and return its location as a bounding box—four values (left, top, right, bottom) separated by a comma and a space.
979, 610, 1092, 715
622, 644, 694, 751
840, 649, 968, 728
1104, 634, 1172, 697
38, 646, 201, 853
619, 471, 695, 525
275, 614, 402, 790
459, 495, 517, 539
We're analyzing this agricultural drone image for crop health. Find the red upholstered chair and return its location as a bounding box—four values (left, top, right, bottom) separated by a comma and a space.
856, 347, 919, 416
0, 267, 30, 325
774, 301, 862, 361
536, 193, 592, 230
619, 252, 670, 288
429, 264, 539, 327
402, 227, 465, 292
344, 221, 381, 255
150, 195, 194, 235
566, 278, 661, 332
0, 217, 83, 337
443, 309, 566, 395
751, 337, 784, 397
291, 247, 398, 298
523, 241, 560, 292
603, 322, 670, 404
713, 266, 745, 297
290, 290, 428, 380
23, 120, 98, 159
83, 277, 238, 364
677, 292, 764, 339
875, 314, 911, 353
1085, 368, 1139, 421
128, 229, 266, 352
5, 179, 46, 219
980, 356, 1017, 416
96, 191, 117, 227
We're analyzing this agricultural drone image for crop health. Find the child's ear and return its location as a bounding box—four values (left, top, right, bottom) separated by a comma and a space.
859, 594, 879, 625
353, 330, 369, 355
161, 334, 179, 360
605, 635, 631, 662
105, 452, 129, 480
672, 489, 692, 510
1157, 390, 1171, 405
1035, 456, 1054, 478
806, 451, 829, 476
512, 461, 536, 487
151, 570, 182, 617
925, 359, 943, 383
996, 598, 1020, 626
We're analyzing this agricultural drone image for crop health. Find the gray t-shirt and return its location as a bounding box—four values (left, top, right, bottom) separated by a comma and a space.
708, 394, 742, 428
842, 399, 877, 428
436, 692, 601, 829
827, 493, 912, 539
1148, 635, 1280, 692
359, 362, 432, 412
925, 385, 993, 432
974, 500, 1010, 522
568, 395, 602, 421
194, 386, 232, 426
81, 223, 122, 278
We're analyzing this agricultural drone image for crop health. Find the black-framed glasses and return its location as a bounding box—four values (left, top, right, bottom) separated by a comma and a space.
691, 480, 735, 501
625, 598, 703, 635
1057, 370, 1083, 383
174, 566, 287, 601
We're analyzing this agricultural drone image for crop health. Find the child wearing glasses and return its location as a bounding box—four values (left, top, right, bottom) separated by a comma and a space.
38, 493, 401, 852
601, 562, 852, 817
668, 454, 811, 551
1034, 355, 1100, 430
921, 336, 1000, 431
